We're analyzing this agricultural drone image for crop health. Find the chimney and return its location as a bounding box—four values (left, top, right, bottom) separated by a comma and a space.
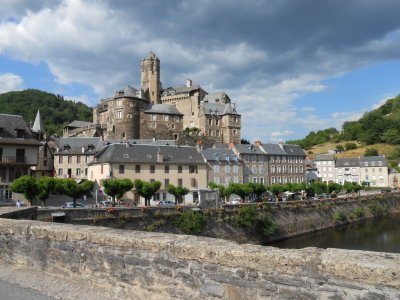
253, 139, 262, 147
186, 79, 192, 88
157, 152, 163, 162
82, 147, 85, 153
228, 142, 235, 149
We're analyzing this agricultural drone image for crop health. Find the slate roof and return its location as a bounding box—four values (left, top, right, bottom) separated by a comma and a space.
201, 148, 241, 162
32, 110, 44, 134
162, 84, 201, 96
202, 103, 239, 116
314, 154, 335, 161
93, 144, 205, 164
114, 85, 144, 99
66, 120, 93, 129
54, 137, 102, 154
0, 113, 40, 145
144, 104, 183, 115
359, 156, 387, 167
335, 157, 360, 168
389, 168, 400, 174
202, 92, 231, 104
234, 144, 265, 155
260, 144, 287, 155
102, 139, 177, 146
282, 144, 306, 156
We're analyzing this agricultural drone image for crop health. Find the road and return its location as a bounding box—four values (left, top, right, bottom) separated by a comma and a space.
0, 279, 55, 300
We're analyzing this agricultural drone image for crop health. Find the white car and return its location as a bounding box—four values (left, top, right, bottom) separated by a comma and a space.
61, 202, 86, 208
230, 198, 241, 205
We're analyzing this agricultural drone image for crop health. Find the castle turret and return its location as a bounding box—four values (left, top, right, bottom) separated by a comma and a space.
141, 51, 162, 104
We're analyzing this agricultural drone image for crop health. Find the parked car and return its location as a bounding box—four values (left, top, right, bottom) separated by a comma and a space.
157, 201, 175, 206
100, 200, 112, 207
61, 202, 86, 208
230, 198, 241, 205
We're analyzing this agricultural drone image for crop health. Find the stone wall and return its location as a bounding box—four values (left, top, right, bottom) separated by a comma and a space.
0, 217, 399, 299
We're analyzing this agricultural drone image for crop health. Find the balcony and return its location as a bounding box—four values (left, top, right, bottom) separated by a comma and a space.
0, 156, 27, 165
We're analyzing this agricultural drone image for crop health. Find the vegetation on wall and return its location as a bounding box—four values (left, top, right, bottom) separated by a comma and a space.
0, 89, 93, 136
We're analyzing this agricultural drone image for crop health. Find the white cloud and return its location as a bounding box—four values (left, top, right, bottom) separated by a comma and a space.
271, 130, 294, 137
301, 106, 315, 111
0, 73, 24, 93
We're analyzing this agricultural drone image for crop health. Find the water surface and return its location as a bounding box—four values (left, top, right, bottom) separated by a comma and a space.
270, 213, 400, 253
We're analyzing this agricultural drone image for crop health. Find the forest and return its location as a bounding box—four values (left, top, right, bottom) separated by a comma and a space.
0, 89, 93, 136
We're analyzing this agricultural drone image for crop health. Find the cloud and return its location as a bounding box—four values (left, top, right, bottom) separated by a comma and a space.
271, 130, 294, 137
1, 1, 400, 140
0, 73, 24, 93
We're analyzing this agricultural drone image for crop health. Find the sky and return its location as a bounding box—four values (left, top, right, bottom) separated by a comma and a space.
1, 0, 400, 143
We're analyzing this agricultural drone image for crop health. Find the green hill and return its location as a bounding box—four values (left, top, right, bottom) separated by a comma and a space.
0, 89, 93, 136
287, 94, 400, 149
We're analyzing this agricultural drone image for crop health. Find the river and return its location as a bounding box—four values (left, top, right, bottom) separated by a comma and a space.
270, 213, 400, 253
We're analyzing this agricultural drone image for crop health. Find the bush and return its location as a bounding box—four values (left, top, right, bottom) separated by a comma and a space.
336, 145, 344, 151
364, 148, 379, 157
257, 213, 276, 237
233, 205, 257, 227
332, 211, 346, 223
175, 211, 207, 234
352, 208, 366, 217
345, 143, 357, 151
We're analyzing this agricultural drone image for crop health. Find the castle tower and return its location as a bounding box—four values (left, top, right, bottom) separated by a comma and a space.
141, 51, 161, 104
31, 110, 45, 140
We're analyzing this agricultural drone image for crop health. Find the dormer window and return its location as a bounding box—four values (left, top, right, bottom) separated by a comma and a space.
63, 144, 71, 150
16, 129, 25, 139
87, 144, 94, 151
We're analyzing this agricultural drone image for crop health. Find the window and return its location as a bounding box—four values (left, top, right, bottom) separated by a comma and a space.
116, 111, 123, 119
214, 165, 220, 173
171, 124, 175, 129
86, 156, 91, 164
163, 193, 167, 200
101, 165, 103, 174
16, 149, 25, 163
191, 178, 197, 187
214, 177, 220, 184
225, 177, 231, 184
154, 193, 160, 201
225, 165, 231, 173
152, 114, 157, 121
208, 129, 212, 136
59, 156, 63, 164
252, 166, 257, 174
85, 168, 88, 176
174, 116, 180, 122
76, 168, 81, 176
135, 165, 141, 173
164, 179, 169, 187
216, 119, 219, 126
178, 179, 183, 186
253, 177, 258, 183
259, 166, 264, 174
117, 100, 122, 106
165, 165, 169, 173
208, 119, 212, 125
119, 165, 124, 174
163, 115, 169, 121
151, 123, 157, 129
150, 179, 155, 182
233, 176, 239, 183
252, 155, 256, 163
76, 156, 81, 163
216, 130, 220, 136
178, 166, 182, 173
150, 165, 155, 173
233, 165, 239, 173
189, 165, 197, 173
68, 156, 72, 164
58, 168, 63, 176
16, 129, 24, 139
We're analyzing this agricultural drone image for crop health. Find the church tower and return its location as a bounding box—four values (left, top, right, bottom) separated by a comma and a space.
141, 51, 162, 104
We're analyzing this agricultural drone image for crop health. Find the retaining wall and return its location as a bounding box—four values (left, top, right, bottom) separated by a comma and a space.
0, 217, 399, 299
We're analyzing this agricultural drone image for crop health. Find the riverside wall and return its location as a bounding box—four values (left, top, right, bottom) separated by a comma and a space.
0, 217, 399, 299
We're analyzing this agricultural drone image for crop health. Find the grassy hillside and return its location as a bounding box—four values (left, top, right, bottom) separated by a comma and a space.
0, 89, 93, 136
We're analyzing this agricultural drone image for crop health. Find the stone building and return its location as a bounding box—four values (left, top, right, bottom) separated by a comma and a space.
68, 51, 241, 145
314, 154, 336, 183
88, 144, 208, 205
232, 144, 268, 184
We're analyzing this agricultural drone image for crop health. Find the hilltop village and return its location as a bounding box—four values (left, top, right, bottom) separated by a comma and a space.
0, 52, 396, 205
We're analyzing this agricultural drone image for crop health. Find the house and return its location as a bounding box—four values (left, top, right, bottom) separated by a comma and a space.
388, 168, 399, 188
201, 148, 243, 186
335, 157, 360, 184
0, 114, 41, 203
359, 156, 388, 187
314, 154, 335, 183
88, 144, 208, 205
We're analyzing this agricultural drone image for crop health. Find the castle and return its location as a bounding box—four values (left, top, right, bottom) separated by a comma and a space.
65, 52, 241, 144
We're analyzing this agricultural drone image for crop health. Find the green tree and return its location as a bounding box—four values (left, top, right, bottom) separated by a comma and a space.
133, 179, 161, 206
102, 179, 133, 207
382, 129, 400, 144
267, 184, 286, 196
335, 145, 344, 151
364, 148, 379, 157
327, 182, 341, 195
345, 143, 357, 150
36, 177, 58, 207
9, 176, 39, 206
309, 181, 327, 195
225, 183, 253, 202
247, 182, 267, 199
167, 184, 190, 205
208, 182, 228, 202
56, 179, 94, 208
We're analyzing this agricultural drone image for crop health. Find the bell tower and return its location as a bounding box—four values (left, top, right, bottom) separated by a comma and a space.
141, 51, 161, 104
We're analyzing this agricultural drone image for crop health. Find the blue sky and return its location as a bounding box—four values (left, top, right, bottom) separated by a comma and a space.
1, 0, 400, 143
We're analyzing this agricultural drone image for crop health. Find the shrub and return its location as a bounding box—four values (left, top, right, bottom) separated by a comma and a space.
257, 213, 276, 237
332, 211, 346, 223
175, 211, 207, 234
233, 205, 257, 227
352, 208, 366, 217
345, 143, 357, 151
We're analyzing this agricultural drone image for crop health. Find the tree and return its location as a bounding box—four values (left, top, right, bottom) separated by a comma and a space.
208, 182, 227, 202
267, 184, 286, 196
308, 181, 327, 195
36, 177, 58, 207
133, 179, 161, 206
9, 176, 39, 206
240, 138, 250, 144
247, 182, 267, 199
167, 184, 190, 205
364, 148, 379, 157
102, 179, 133, 207
327, 182, 341, 195
335, 145, 344, 151
345, 143, 357, 151
56, 179, 94, 208
225, 183, 253, 202
382, 129, 400, 144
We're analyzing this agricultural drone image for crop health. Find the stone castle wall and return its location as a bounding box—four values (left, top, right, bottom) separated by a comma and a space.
0, 215, 399, 299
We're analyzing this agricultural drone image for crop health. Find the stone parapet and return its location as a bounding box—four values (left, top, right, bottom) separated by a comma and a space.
0, 217, 399, 299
